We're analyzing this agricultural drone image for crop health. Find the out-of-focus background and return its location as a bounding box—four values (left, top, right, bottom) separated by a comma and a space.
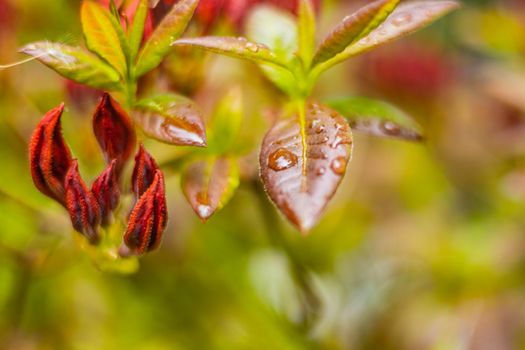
2, 0, 525, 349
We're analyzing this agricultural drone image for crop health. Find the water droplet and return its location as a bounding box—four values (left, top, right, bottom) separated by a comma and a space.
331, 156, 347, 175
237, 37, 247, 42
246, 42, 259, 53
268, 148, 298, 171
392, 12, 412, 26
309, 118, 321, 129
381, 121, 401, 135
315, 124, 325, 134
316, 167, 326, 176
195, 192, 213, 219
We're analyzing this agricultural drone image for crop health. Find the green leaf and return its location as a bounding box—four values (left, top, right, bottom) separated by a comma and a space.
133, 94, 207, 147
81, 0, 129, 77
135, 0, 198, 77
246, 4, 298, 63
20, 42, 120, 89
208, 88, 243, 154
311, 0, 400, 67
181, 157, 240, 221
325, 96, 423, 141
259, 64, 298, 96
128, 0, 149, 61
298, 0, 317, 67
314, 0, 460, 72
171, 36, 289, 69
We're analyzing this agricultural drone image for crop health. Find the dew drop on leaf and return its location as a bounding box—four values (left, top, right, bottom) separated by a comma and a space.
392, 12, 412, 26
245, 42, 259, 53
330, 156, 347, 176
381, 121, 401, 135
268, 148, 298, 171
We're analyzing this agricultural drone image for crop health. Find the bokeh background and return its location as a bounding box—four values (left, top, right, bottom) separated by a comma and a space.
2, 0, 525, 349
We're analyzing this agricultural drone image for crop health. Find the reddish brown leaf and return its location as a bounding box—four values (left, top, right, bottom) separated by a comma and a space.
91, 159, 120, 226
131, 144, 159, 198
93, 93, 136, 175
121, 169, 167, 256
133, 95, 207, 147
29, 103, 73, 205
65, 160, 101, 244
181, 157, 239, 221
260, 102, 353, 233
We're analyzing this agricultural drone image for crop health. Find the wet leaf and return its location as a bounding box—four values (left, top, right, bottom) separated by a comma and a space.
298, 0, 317, 66
181, 157, 240, 221
133, 94, 207, 147
128, 0, 149, 61
20, 42, 120, 89
135, 0, 199, 77
311, 0, 400, 67
326, 96, 423, 141
260, 102, 353, 233
81, 0, 129, 76
171, 36, 288, 69
318, 0, 460, 70
246, 4, 298, 63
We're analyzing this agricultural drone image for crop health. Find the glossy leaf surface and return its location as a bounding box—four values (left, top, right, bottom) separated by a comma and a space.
20, 42, 120, 89
135, 0, 199, 77
171, 36, 287, 69
128, 0, 149, 61
326, 96, 423, 141
182, 157, 240, 221
311, 0, 400, 67
319, 0, 460, 70
260, 102, 353, 233
133, 94, 206, 147
81, 0, 128, 76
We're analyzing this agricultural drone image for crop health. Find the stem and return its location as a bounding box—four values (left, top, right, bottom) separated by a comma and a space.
250, 180, 320, 329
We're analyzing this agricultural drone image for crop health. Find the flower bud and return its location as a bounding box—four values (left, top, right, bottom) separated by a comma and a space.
121, 169, 167, 256
65, 160, 101, 244
93, 93, 136, 175
131, 144, 158, 198
29, 103, 72, 205
91, 159, 120, 226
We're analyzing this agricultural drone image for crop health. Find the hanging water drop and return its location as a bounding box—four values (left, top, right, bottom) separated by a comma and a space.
268, 148, 298, 171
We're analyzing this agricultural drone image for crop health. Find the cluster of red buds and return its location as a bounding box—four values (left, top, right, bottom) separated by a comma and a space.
29, 93, 167, 256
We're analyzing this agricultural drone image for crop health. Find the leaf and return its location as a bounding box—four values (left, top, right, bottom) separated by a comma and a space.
135, 0, 199, 77
298, 0, 317, 67
326, 96, 423, 141
133, 94, 207, 147
260, 102, 353, 233
246, 4, 298, 63
20, 41, 120, 89
81, 0, 129, 76
316, 0, 460, 71
128, 0, 149, 61
171, 36, 288, 69
208, 87, 243, 154
181, 157, 240, 221
311, 0, 400, 67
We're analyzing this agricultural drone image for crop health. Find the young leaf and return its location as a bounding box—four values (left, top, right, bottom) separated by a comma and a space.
246, 4, 298, 63
311, 0, 400, 67
135, 0, 199, 77
81, 0, 129, 76
181, 157, 240, 221
133, 94, 207, 147
171, 37, 288, 69
208, 88, 243, 154
260, 102, 353, 233
298, 0, 317, 67
20, 42, 120, 89
326, 96, 423, 141
128, 0, 149, 61
315, 0, 460, 71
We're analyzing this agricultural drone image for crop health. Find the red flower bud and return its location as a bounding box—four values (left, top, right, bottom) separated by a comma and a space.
131, 144, 158, 198
93, 93, 136, 175
65, 160, 101, 244
91, 159, 120, 226
29, 103, 72, 205
121, 169, 167, 256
